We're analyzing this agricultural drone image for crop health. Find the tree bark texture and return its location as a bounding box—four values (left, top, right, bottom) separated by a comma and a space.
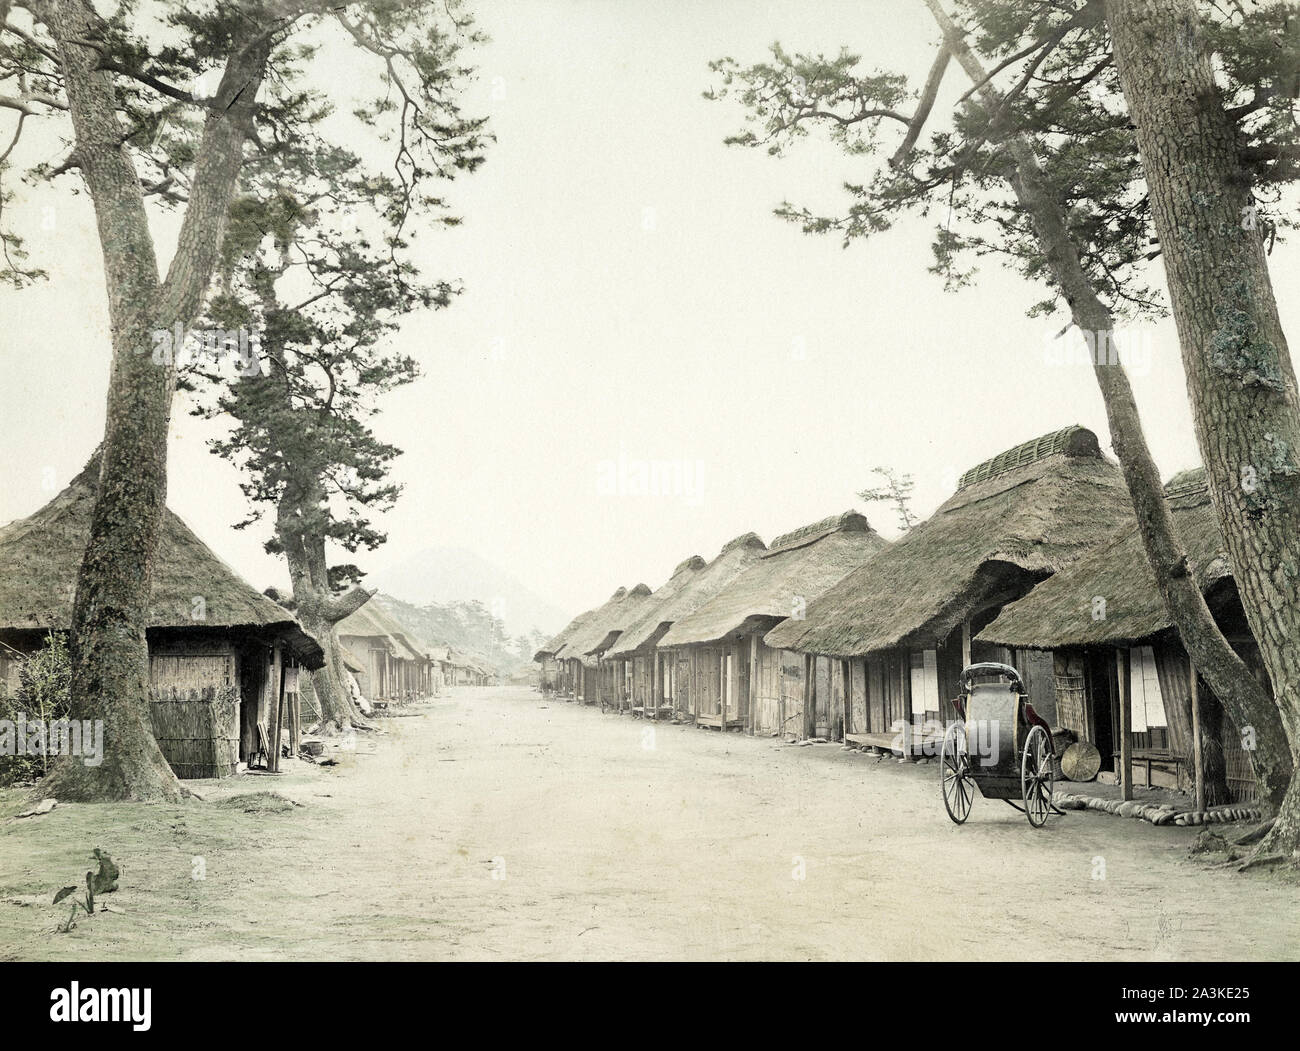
36, 0, 270, 800
926, 0, 1292, 809
1106, 0, 1300, 854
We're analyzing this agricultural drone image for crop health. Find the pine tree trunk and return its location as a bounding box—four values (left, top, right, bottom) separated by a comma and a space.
925, 0, 1293, 809
1198, 689, 1231, 809
1105, 0, 1300, 857
276, 487, 375, 734
296, 609, 367, 732
32, 1, 270, 801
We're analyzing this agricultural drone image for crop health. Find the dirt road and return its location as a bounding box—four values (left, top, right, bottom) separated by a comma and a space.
2, 685, 1296, 960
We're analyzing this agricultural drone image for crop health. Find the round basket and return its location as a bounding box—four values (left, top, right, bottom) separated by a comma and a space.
1060, 741, 1102, 782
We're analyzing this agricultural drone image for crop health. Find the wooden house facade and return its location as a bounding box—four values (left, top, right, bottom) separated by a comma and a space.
766, 427, 1133, 751
337, 601, 433, 707
978, 469, 1260, 803
606, 534, 767, 720
658, 511, 887, 733
534, 608, 598, 698
604, 556, 706, 717
0, 458, 324, 778
553, 584, 652, 706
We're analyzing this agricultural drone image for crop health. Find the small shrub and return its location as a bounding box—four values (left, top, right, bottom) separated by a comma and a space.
0, 632, 73, 786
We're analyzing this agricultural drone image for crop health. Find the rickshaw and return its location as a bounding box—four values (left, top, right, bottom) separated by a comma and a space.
940, 662, 1058, 828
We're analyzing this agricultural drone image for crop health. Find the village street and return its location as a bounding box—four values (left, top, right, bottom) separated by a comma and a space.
2, 685, 1297, 962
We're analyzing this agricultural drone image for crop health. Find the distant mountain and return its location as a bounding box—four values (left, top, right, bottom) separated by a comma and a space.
368, 545, 567, 641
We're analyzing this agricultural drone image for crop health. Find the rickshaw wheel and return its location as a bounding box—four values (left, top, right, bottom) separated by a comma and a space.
941, 722, 973, 825
1021, 725, 1054, 828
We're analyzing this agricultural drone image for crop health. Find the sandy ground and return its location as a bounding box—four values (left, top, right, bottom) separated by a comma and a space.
1, 684, 1297, 961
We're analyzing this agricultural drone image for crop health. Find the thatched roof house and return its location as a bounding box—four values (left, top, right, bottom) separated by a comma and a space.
0, 459, 322, 664
540, 608, 595, 655
765, 427, 1130, 657
533, 607, 596, 663
977, 469, 1234, 649
659, 512, 886, 649
0, 458, 324, 778
760, 426, 1132, 744
441, 647, 494, 685
650, 512, 887, 733
338, 598, 435, 704
568, 583, 654, 665
975, 469, 1258, 802
606, 536, 766, 661
535, 606, 596, 695
338, 601, 425, 662
553, 587, 628, 662
549, 583, 651, 706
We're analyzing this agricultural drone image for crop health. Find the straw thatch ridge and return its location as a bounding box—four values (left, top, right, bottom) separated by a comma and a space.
564, 583, 654, 665
977, 468, 1231, 648
553, 582, 629, 655
765, 510, 870, 554
607, 532, 768, 657
0, 457, 324, 667
659, 511, 886, 648
765, 426, 1131, 657
534, 606, 598, 661
958, 426, 1100, 490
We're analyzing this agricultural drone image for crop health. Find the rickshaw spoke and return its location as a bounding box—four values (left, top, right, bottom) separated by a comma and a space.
1021, 724, 1052, 828
941, 722, 972, 825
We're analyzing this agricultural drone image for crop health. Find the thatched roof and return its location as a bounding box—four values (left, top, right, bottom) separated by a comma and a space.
607, 535, 768, 658
597, 557, 705, 658
337, 600, 427, 662
0, 457, 324, 668
765, 426, 1131, 657
562, 583, 654, 666
658, 511, 887, 648
534, 606, 598, 662
340, 644, 366, 674
446, 646, 495, 675
977, 468, 1230, 649
375, 603, 444, 663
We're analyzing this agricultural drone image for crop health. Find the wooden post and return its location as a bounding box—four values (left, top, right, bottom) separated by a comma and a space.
1116, 648, 1132, 802
721, 647, 729, 728
778, 652, 786, 740
961, 619, 972, 670
803, 652, 813, 739
267, 640, 284, 774
1190, 659, 1205, 812
652, 652, 661, 719
748, 635, 759, 735
842, 658, 851, 739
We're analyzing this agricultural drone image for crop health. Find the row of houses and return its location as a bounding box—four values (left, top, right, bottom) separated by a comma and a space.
536, 425, 1262, 806
335, 604, 496, 704
0, 456, 497, 779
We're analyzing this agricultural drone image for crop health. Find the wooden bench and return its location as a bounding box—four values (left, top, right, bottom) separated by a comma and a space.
1117, 748, 1185, 790
695, 714, 742, 730
845, 730, 938, 757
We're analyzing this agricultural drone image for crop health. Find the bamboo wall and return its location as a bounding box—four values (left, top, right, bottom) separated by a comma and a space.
147, 637, 243, 779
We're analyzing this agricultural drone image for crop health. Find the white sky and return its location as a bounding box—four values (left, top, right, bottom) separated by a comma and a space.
3, 0, 1298, 620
